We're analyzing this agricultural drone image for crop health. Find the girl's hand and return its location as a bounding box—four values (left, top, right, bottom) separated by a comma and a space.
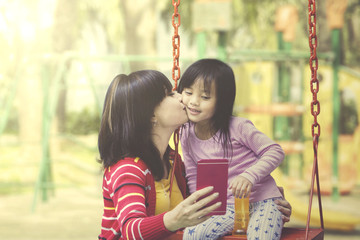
163, 186, 221, 232
229, 175, 253, 198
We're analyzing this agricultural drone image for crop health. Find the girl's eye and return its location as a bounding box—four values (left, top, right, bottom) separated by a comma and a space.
201, 95, 210, 100
184, 91, 192, 95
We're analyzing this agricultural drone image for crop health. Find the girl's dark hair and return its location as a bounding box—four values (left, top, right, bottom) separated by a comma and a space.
178, 59, 236, 158
98, 70, 172, 180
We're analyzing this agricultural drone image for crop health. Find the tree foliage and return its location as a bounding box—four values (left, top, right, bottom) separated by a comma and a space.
160, 0, 360, 68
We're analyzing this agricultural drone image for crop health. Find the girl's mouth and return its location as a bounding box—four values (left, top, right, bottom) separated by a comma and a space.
187, 107, 200, 114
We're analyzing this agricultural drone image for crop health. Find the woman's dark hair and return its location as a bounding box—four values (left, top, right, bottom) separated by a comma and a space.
98, 70, 172, 180
178, 59, 236, 157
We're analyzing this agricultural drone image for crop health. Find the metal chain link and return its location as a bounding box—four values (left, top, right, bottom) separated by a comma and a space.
171, 0, 181, 149
306, 0, 324, 239
169, 0, 181, 198
172, 0, 181, 91
308, 0, 320, 138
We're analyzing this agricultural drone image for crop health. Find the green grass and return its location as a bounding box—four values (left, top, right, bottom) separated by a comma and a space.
0, 134, 102, 195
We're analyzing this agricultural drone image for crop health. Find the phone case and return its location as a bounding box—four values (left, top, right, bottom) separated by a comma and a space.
196, 159, 229, 215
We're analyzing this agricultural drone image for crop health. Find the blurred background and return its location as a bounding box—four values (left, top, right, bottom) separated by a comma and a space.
0, 0, 360, 239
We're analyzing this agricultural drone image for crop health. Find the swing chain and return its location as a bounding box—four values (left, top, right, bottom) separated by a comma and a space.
308, 0, 320, 138
172, 0, 181, 90
169, 0, 181, 199
306, 1, 324, 239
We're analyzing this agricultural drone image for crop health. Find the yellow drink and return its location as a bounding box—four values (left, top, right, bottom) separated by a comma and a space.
233, 196, 249, 235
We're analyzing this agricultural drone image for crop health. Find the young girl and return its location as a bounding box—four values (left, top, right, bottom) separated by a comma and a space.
97, 70, 222, 240
178, 59, 285, 240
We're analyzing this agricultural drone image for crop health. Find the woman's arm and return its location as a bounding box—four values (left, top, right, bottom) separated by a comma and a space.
180, 127, 197, 194
111, 161, 222, 239
112, 162, 172, 240
164, 186, 222, 231
275, 186, 292, 223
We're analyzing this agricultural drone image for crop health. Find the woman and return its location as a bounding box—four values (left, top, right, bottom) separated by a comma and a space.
97, 70, 291, 240
98, 70, 221, 240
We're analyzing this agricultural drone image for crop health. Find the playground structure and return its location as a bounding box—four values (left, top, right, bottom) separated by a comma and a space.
228, 2, 360, 233
0, 0, 360, 238
191, 0, 360, 195
232, 60, 360, 192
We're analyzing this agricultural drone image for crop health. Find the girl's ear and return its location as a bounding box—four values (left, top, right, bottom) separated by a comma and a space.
151, 116, 158, 127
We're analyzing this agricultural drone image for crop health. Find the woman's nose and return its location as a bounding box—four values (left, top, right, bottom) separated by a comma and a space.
174, 92, 182, 100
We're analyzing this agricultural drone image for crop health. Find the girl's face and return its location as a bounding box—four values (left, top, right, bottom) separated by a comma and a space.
153, 91, 188, 130
182, 79, 216, 125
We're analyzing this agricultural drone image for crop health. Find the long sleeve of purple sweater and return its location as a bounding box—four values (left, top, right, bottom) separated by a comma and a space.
180, 116, 285, 204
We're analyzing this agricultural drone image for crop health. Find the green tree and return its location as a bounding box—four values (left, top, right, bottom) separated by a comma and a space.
159, 0, 360, 69
119, 0, 158, 71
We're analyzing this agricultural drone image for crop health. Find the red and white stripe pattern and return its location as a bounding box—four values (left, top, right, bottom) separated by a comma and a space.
98, 157, 173, 240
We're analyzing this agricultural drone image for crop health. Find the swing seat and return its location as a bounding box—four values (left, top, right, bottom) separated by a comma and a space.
167, 227, 324, 240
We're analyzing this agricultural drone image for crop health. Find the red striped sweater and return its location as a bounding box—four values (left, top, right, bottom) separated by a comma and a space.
99, 151, 187, 240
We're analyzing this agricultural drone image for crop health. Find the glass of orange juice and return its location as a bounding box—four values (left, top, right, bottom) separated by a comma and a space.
232, 195, 249, 235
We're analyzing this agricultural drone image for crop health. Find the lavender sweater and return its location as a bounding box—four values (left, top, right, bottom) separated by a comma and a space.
180, 116, 285, 204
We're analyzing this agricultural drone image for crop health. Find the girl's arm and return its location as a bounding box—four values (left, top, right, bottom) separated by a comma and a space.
239, 120, 285, 185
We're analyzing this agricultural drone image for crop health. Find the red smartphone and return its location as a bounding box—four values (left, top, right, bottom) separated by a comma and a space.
196, 159, 229, 215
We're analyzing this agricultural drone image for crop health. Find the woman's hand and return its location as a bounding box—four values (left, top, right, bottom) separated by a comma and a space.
229, 175, 253, 198
274, 186, 292, 223
163, 186, 221, 232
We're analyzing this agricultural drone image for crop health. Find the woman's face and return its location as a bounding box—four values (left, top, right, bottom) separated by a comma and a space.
153, 91, 188, 130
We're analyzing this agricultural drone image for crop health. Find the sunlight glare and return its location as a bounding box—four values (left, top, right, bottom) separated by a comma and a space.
20, 21, 36, 42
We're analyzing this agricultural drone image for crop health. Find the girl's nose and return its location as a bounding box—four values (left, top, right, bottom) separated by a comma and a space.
189, 96, 199, 106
